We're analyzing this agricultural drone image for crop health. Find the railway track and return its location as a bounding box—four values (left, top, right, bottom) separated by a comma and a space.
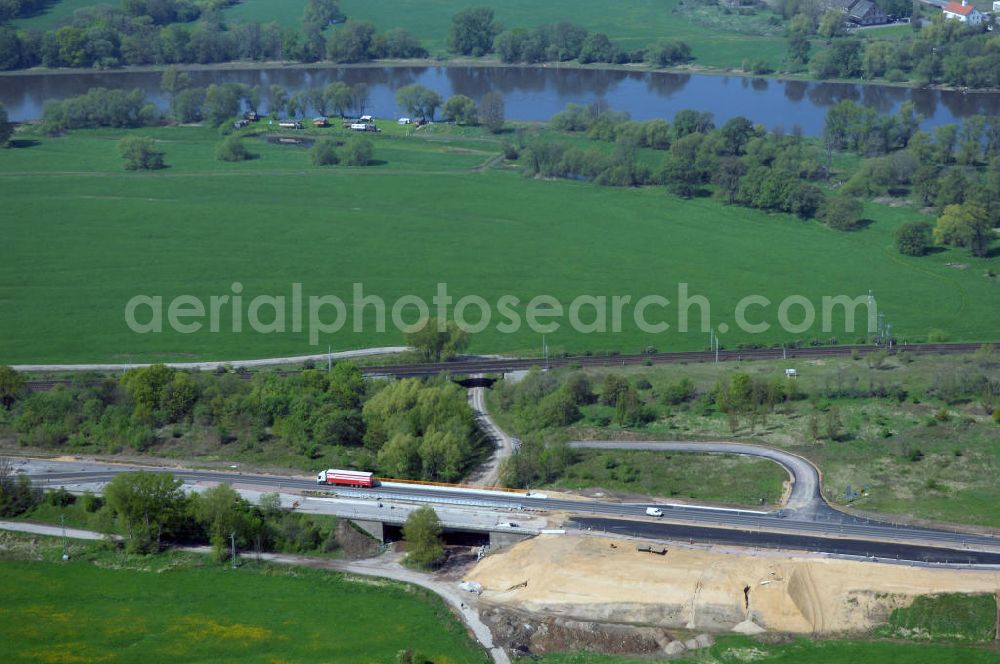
21, 342, 996, 391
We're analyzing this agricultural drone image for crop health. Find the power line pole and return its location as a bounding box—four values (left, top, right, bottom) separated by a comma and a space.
230, 531, 237, 569
327, 344, 332, 372
61, 512, 68, 561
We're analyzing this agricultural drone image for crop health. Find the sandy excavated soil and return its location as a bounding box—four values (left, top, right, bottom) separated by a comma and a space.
468, 535, 1000, 634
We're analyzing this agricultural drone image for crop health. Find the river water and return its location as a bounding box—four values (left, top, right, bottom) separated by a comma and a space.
2, 65, 999, 134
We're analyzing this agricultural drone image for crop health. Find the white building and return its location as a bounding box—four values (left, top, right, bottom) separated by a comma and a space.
943, 0, 984, 24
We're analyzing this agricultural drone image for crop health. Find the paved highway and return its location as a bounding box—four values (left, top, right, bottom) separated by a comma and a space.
25, 460, 1000, 565
572, 517, 1000, 566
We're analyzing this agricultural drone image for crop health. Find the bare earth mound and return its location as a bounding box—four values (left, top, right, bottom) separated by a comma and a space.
468, 535, 1000, 634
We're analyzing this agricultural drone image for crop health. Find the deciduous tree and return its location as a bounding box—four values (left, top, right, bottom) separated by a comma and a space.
403, 506, 444, 568
479, 91, 505, 134
934, 203, 991, 257
104, 471, 186, 552
447, 7, 499, 56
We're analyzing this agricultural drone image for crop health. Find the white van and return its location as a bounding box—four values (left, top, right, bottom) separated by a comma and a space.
645, 507, 664, 517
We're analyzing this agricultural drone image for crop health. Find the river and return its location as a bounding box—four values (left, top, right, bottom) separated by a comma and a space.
2, 65, 999, 134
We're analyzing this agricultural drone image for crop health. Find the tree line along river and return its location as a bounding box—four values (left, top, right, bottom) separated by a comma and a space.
2, 64, 1000, 134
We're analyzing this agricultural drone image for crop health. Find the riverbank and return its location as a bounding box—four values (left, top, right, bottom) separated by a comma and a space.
2, 56, 998, 95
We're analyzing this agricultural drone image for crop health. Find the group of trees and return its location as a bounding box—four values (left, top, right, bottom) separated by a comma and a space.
783, 7, 1000, 89
310, 135, 374, 167
4, 362, 482, 482
0, 0, 424, 70
84, 471, 351, 556
363, 378, 481, 482
0, 456, 41, 517
41, 88, 160, 133
490, 19, 665, 66
525, 103, 846, 223
823, 100, 1000, 258
399, 88, 504, 132
404, 318, 470, 363
160, 71, 374, 124
527, 100, 997, 255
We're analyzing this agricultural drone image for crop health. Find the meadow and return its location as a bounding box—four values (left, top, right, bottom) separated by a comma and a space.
15, 0, 790, 69
545, 450, 788, 507
1, 122, 997, 365
0, 534, 487, 663
538, 635, 1000, 664
489, 351, 1000, 527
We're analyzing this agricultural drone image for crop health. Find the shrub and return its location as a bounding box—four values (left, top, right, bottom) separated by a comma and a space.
927, 329, 949, 343
993, 406, 1000, 425
47, 487, 76, 507
821, 195, 863, 230
311, 136, 340, 166
895, 220, 933, 256
343, 136, 374, 166
216, 134, 252, 162
81, 490, 103, 512
118, 136, 165, 170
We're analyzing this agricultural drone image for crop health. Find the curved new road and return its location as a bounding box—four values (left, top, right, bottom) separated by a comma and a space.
567, 441, 823, 516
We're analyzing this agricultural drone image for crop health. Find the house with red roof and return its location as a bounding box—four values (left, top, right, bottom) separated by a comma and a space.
942, 0, 984, 25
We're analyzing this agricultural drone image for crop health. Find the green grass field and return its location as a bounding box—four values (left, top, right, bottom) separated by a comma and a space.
538, 634, 1000, 664
10, 0, 118, 31
0, 535, 486, 663
876, 593, 998, 642
14, 0, 789, 69
330, 0, 789, 68
1, 123, 997, 365
544, 450, 787, 507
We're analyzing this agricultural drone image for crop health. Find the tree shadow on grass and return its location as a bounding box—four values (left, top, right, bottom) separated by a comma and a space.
7, 139, 41, 149
852, 218, 875, 231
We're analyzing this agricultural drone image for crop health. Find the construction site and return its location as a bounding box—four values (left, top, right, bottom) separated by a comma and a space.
464, 533, 1000, 656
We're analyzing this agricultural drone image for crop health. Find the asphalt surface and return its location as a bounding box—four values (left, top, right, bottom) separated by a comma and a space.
466, 384, 521, 487
26, 461, 1000, 565
572, 517, 1000, 566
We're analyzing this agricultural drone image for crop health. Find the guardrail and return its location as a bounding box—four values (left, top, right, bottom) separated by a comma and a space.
321, 488, 525, 511
376, 476, 527, 494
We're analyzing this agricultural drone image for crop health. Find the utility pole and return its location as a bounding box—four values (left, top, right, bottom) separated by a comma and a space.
327, 345, 332, 372
230, 531, 237, 569
542, 335, 548, 370
61, 513, 68, 561
867, 289, 875, 342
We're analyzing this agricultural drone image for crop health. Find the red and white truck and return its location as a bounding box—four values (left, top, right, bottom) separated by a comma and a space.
316, 469, 375, 488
